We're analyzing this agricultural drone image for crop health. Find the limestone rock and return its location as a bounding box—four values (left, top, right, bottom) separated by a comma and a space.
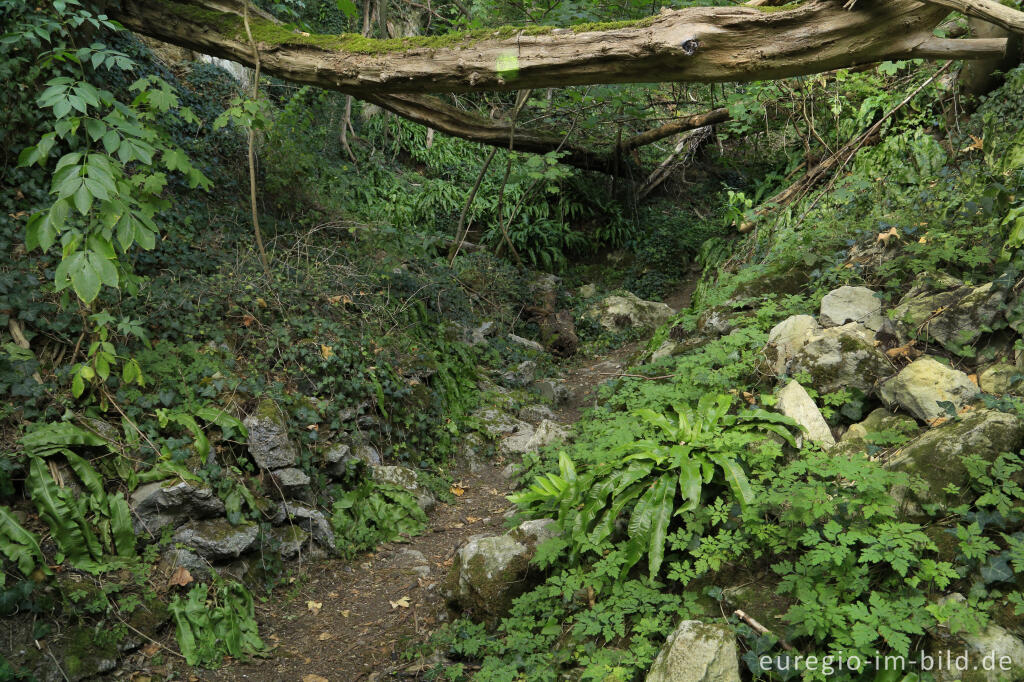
372, 465, 437, 513
532, 378, 570, 404
442, 519, 556, 623
979, 363, 1024, 395
696, 306, 738, 337
271, 502, 336, 550
270, 467, 312, 500
173, 519, 258, 560
892, 277, 1006, 353
644, 620, 740, 682
930, 613, 1024, 682
159, 547, 213, 582
588, 292, 673, 333
469, 321, 497, 345
473, 408, 534, 439
518, 404, 557, 424
265, 525, 309, 560
508, 333, 544, 352
651, 339, 680, 363
789, 323, 893, 394
352, 443, 382, 466
243, 399, 298, 469
776, 381, 834, 448
130, 479, 225, 536
889, 409, 1024, 506
841, 408, 920, 443
323, 443, 353, 478
499, 419, 568, 456
394, 548, 431, 578
508, 518, 561, 549
500, 360, 537, 388
820, 286, 884, 330
878, 356, 979, 422
764, 315, 820, 376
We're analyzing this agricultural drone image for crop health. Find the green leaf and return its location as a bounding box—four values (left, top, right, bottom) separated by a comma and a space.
709, 453, 754, 508
646, 474, 675, 579
0, 507, 49, 577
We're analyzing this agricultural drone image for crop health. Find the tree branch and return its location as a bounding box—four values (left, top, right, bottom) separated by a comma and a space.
109, 0, 1001, 96
919, 0, 1024, 35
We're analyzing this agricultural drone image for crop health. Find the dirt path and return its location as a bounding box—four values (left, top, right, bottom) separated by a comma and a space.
182, 282, 694, 681
194, 464, 512, 682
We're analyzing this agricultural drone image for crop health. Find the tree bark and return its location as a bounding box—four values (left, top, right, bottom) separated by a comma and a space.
920, 0, 1024, 35
110, 0, 1010, 96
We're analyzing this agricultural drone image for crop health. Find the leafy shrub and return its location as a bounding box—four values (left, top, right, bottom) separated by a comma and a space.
330, 480, 428, 558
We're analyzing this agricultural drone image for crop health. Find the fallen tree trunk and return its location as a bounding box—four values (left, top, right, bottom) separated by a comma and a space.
110, 0, 1008, 96
920, 0, 1024, 35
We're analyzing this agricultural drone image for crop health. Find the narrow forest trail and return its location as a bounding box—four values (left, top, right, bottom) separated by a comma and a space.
192, 283, 692, 682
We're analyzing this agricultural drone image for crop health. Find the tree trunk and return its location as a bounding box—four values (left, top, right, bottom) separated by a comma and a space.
110, 0, 1009, 96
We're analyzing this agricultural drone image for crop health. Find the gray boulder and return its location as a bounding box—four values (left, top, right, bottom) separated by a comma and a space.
501, 360, 537, 388
532, 378, 570, 405
130, 479, 225, 536
789, 323, 893, 394
892, 277, 1006, 353
159, 547, 213, 582
841, 408, 920, 443
469, 321, 497, 346
878, 356, 979, 423
518, 404, 557, 423
979, 363, 1024, 395
265, 525, 309, 559
644, 620, 740, 682
508, 333, 545, 352
696, 307, 738, 337
889, 409, 1024, 506
323, 443, 353, 478
588, 293, 673, 333
270, 467, 312, 500
271, 502, 336, 550
473, 408, 534, 439
243, 399, 298, 469
820, 286, 884, 330
372, 465, 438, 513
443, 519, 559, 623
764, 315, 820, 376
499, 419, 568, 456
394, 548, 431, 578
173, 519, 258, 560
776, 380, 834, 448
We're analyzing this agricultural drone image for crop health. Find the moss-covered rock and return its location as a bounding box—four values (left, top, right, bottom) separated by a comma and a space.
644, 620, 741, 682
841, 407, 920, 444
789, 323, 892, 394
892, 276, 1007, 354
172, 519, 259, 560
878, 356, 980, 423
443, 519, 559, 625
889, 409, 1024, 506
979, 362, 1024, 395
243, 398, 298, 469
587, 292, 674, 333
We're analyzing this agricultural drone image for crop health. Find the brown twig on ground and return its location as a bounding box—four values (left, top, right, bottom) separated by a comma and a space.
734, 609, 795, 651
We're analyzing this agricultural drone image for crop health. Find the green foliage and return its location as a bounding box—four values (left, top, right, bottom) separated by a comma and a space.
330, 479, 428, 558
169, 580, 264, 667
13, 3, 211, 304
19, 422, 136, 573
514, 394, 798, 580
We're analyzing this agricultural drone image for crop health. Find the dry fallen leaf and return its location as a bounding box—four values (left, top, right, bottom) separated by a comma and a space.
241, 313, 256, 327
918, 236, 928, 244
450, 483, 465, 496
317, 632, 334, 641
876, 227, 900, 247
341, 609, 351, 617
303, 676, 328, 682
968, 374, 979, 386
167, 566, 193, 588
328, 591, 339, 598
307, 600, 323, 615
320, 344, 333, 360
390, 596, 411, 609
466, 516, 480, 523
141, 642, 160, 658
961, 134, 983, 152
